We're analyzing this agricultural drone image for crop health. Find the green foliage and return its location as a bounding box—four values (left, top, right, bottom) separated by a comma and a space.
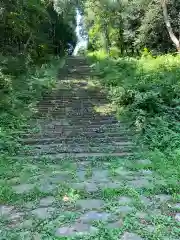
0, 0, 75, 155
0, 57, 63, 155
90, 53, 180, 156
83, 0, 180, 54
0, 0, 77, 62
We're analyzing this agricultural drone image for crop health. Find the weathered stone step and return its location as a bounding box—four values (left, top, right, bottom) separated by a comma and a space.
31, 115, 118, 122
20, 145, 132, 155
69, 119, 120, 126
66, 61, 88, 64
23, 141, 132, 148
14, 152, 132, 161
19, 136, 130, 145
36, 111, 116, 118
20, 131, 129, 139
21, 142, 133, 155
37, 107, 97, 115
67, 71, 92, 75
37, 104, 97, 109
41, 97, 107, 101
75, 70, 92, 73
16, 123, 125, 133
68, 66, 91, 71
66, 57, 88, 63
58, 74, 92, 80
25, 119, 120, 128
27, 118, 120, 126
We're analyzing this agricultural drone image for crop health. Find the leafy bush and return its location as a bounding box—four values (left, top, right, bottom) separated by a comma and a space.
109, 47, 121, 59
0, 57, 61, 154
90, 53, 180, 155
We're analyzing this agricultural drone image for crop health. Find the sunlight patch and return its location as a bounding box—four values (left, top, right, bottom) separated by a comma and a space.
93, 104, 115, 115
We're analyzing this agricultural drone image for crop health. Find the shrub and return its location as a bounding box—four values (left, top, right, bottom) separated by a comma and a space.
90, 53, 180, 155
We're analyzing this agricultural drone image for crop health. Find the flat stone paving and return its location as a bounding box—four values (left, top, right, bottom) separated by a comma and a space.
121, 232, 144, 240
55, 223, 98, 237
76, 199, 105, 209
1, 159, 179, 239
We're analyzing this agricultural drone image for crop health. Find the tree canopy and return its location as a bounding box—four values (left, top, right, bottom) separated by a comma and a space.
0, 0, 77, 64
83, 0, 180, 55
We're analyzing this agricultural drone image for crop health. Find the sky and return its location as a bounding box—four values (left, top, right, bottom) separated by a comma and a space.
73, 9, 88, 55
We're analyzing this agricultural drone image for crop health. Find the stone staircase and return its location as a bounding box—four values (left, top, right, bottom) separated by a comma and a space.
3, 57, 178, 239
17, 56, 133, 160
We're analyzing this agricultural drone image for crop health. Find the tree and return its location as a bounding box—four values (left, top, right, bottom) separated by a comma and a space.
161, 0, 180, 52
0, 0, 77, 62
83, 0, 180, 55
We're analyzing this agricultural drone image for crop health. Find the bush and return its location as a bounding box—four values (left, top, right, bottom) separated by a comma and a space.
90, 53, 180, 155
109, 47, 121, 59
0, 57, 60, 154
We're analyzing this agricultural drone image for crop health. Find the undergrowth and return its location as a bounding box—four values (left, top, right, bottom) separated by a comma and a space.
88, 51, 180, 190
0, 56, 64, 155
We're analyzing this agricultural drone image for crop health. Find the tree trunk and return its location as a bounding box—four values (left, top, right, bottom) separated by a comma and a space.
24, 33, 33, 53
103, 23, 110, 54
161, 0, 180, 53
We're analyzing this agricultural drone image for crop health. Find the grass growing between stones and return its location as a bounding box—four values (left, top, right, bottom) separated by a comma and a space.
0, 155, 180, 239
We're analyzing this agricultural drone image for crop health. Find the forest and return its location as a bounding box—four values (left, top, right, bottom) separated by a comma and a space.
0, 0, 180, 239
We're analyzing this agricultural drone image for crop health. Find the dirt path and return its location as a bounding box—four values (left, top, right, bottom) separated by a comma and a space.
0, 57, 179, 239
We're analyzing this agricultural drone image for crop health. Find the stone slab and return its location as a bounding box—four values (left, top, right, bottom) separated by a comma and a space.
80, 211, 111, 223
12, 184, 35, 194
76, 199, 104, 210
55, 223, 98, 237
31, 207, 55, 219
121, 232, 143, 240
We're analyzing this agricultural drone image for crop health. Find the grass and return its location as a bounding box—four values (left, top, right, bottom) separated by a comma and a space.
0, 154, 180, 239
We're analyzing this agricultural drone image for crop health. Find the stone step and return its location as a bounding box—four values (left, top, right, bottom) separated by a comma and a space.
17, 123, 126, 133
35, 112, 116, 118
21, 148, 132, 155
66, 57, 88, 63
37, 105, 98, 110
27, 118, 120, 126
37, 103, 106, 108
14, 152, 132, 161
66, 73, 94, 77
21, 142, 133, 155
20, 131, 129, 139
31, 115, 118, 122
68, 72, 92, 76
66, 60, 88, 65
41, 95, 107, 99
19, 136, 131, 145
37, 102, 97, 107
58, 75, 92, 80
37, 108, 97, 115
68, 66, 91, 71
19, 145, 132, 155
40, 98, 108, 103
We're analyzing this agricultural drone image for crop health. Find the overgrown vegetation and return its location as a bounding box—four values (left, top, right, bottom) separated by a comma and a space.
88, 50, 180, 192
0, 58, 65, 155
0, 0, 76, 154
